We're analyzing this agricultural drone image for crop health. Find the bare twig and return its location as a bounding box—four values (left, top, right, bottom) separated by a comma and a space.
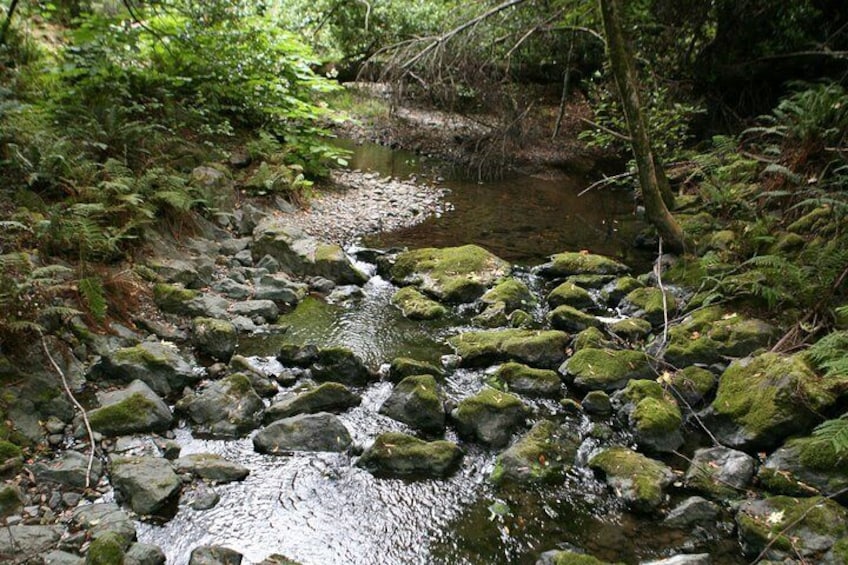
656, 236, 670, 346
577, 170, 635, 196
576, 115, 632, 142
553, 28, 577, 139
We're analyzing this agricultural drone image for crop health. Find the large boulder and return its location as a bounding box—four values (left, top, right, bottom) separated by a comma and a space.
451, 387, 528, 448
357, 432, 462, 478
110, 456, 181, 516
481, 278, 536, 313
757, 431, 848, 498
588, 446, 674, 512
253, 412, 352, 453
71, 502, 136, 544
191, 317, 237, 361
265, 382, 360, 423
487, 362, 562, 398
547, 305, 602, 333
448, 329, 570, 369
536, 251, 629, 279
88, 380, 173, 437
90, 341, 197, 397
30, 450, 103, 489
490, 419, 580, 485
563, 348, 653, 391
389, 244, 510, 304
177, 374, 264, 438
252, 218, 367, 285
619, 287, 677, 327
391, 287, 447, 320
684, 446, 756, 499
379, 375, 446, 435
703, 352, 847, 451
173, 453, 249, 483
612, 380, 683, 453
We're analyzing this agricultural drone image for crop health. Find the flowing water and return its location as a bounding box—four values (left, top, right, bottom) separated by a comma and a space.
136, 143, 742, 564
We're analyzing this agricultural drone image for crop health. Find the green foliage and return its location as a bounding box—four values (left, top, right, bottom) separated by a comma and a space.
807, 331, 848, 380
812, 416, 848, 455
78, 276, 106, 323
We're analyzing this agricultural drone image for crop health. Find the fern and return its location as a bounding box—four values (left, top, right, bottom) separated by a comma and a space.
812, 417, 848, 454
806, 331, 848, 379
79, 277, 107, 322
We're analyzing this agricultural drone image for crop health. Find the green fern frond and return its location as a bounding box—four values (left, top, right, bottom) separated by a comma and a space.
78, 277, 107, 322
812, 417, 848, 454
41, 305, 83, 320
2, 319, 45, 335
807, 330, 848, 378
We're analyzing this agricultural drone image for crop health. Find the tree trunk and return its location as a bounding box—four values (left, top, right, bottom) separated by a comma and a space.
597, 0, 686, 253
0, 0, 21, 46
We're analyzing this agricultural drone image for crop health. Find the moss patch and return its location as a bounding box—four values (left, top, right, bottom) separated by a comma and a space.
86, 531, 127, 565
547, 282, 594, 310
547, 304, 602, 332
539, 252, 629, 278
357, 432, 462, 478
665, 307, 777, 366
490, 419, 577, 484
588, 446, 673, 512
608, 318, 652, 341
621, 287, 677, 326
153, 283, 199, 314
565, 348, 652, 391
572, 327, 612, 351
487, 362, 561, 397
448, 329, 570, 369
391, 286, 447, 320
482, 278, 535, 312
88, 392, 169, 435
388, 357, 444, 382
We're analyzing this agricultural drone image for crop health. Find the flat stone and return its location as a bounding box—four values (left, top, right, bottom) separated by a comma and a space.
174, 453, 249, 483
30, 450, 103, 489
253, 413, 352, 454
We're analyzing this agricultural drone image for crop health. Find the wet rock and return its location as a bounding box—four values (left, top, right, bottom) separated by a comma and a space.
210, 278, 253, 299
0, 440, 24, 477
736, 495, 848, 561
581, 390, 612, 415
257, 555, 303, 565
684, 446, 755, 498
184, 293, 233, 319
448, 329, 570, 369
391, 286, 447, 320
0, 525, 65, 561
357, 432, 462, 478
265, 382, 361, 422
612, 380, 683, 453
191, 317, 237, 362
125, 543, 167, 565
379, 375, 446, 435
71, 502, 136, 543
277, 343, 319, 368
536, 549, 616, 564
669, 366, 716, 406
702, 352, 845, 451
30, 450, 103, 489
173, 453, 249, 483
188, 487, 220, 511
90, 341, 197, 397
44, 550, 84, 565
88, 380, 173, 437
663, 496, 719, 529
547, 281, 594, 310
548, 305, 602, 333
451, 387, 528, 448
0, 484, 22, 518
189, 545, 243, 565
600, 276, 644, 306
86, 531, 128, 565
607, 318, 653, 342
253, 412, 352, 453
228, 355, 278, 397
387, 357, 444, 382
641, 555, 711, 565
482, 278, 536, 313
229, 300, 279, 323
252, 218, 367, 285
664, 307, 777, 367
490, 419, 579, 485
536, 251, 629, 279
177, 374, 264, 438
563, 348, 653, 391
588, 446, 674, 512
110, 456, 181, 516
310, 346, 374, 385
487, 361, 562, 397
389, 244, 510, 304
619, 288, 677, 327
572, 327, 613, 351
472, 301, 509, 328
757, 431, 848, 498
254, 273, 308, 304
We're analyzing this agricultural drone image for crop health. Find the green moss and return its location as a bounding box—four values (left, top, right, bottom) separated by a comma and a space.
153, 283, 199, 313
665, 307, 777, 366
490, 420, 576, 484
547, 304, 601, 332
565, 348, 652, 391
457, 387, 523, 414
0, 440, 22, 462
601, 276, 644, 305
448, 329, 570, 368
225, 373, 254, 396
388, 357, 444, 382
632, 397, 682, 434
738, 496, 848, 556
623, 287, 677, 325
831, 538, 848, 564
547, 282, 594, 310
548, 551, 621, 565
88, 393, 160, 432
86, 531, 127, 565
391, 287, 447, 320
113, 344, 169, 368
619, 379, 663, 403
542, 252, 629, 277
588, 446, 672, 512
670, 366, 716, 401
394, 374, 441, 405
572, 327, 612, 351
357, 432, 462, 478
0, 485, 22, 517
608, 318, 652, 340
488, 362, 561, 396
482, 278, 535, 312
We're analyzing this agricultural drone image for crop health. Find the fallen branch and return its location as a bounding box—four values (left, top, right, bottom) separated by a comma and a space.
577, 170, 635, 196
576, 116, 632, 142
656, 236, 670, 346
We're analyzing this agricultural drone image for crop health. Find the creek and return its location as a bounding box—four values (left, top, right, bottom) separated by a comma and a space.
135, 143, 740, 564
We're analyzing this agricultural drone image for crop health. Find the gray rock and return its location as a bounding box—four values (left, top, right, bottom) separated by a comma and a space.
265, 382, 360, 423
110, 456, 182, 515
188, 486, 220, 511
310, 347, 374, 386
189, 545, 243, 565
174, 453, 249, 483
663, 496, 719, 529
253, 412, 352, 454
191, 317, 238, 361
491, 420, 579, 485
219, 238, 251, 256
43, 550, 84, 565
211, 278, 253, 299
684, 446, 756, 498
254, 273, 308, 304
185, 293, 232, 319
126, 543, 167, 565
451, 387, 528, 448
229, 300, 279, 323
757, 433, 848, 497
582, 390, 612, 415
588, 446, 674, 512
357, 432, 462, 478
0, 525, 65, 561
487, 362, 562, 398
547, 304, 602, 333
71, 502, 136, 543
88, 380, 173, 437
149, 258, 209, 289
235, 204, 265, 236
379, 375, 446, 435
30, 450, 103, 489
178, 375, 264, 438
91, 341, 197, 397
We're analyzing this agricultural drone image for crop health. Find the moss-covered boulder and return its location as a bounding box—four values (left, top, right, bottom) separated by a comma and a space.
177, 374, 264, 438
600, 276, 644, 307
391, 287, 447, 320
86, 531, 127, 565
537, 252, 629, 279
572, 327, 613, 352
482, 278, 535, 313
451, 387, 529, 448
357, 432, 462, 478
619, 287, 677, 327
0, 484, 22, 519
490, 419, 579, 485
265, 382, 360, 423
588, 446, 674, 512
110, 456, 181, 516
758, 432, 848, 498
387, 357, 444, 383
88, 380, 173, 437
547, 282, 594, 311
448, 329, 570, 369
310, 346, 374, 386
153, 283, 200, 316
563, 348, 653, 391
704, 352, 847, 451
684, 446, 756, 499
0, 440, 23, 477
664, 307, 778, 367
389, 244, 510, 304
669, 366, 716, 406
487, 362, 562, 397
536, 550, 622, 565
736, 496, 848, 561
90, 341, 198, 397
472, 301, 509, 328
607, 318, 653, 342
581, 390, 612, 415
253, 412, 352, 453
191, 317, 237, 362
612, 380, 683, 453
547, 305, 602, 333
379, 375, 446, 435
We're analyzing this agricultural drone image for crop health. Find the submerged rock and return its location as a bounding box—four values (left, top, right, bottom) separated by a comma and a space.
487, 361, 562, 397
253, 412, 352, 453
536, 251, 629, 279
110, 456, 181, 516
684, 446, 756, 499
391, 286, 447, 320
379, 375, 446, 435
387, 357, 445, 383
178, 374, 264, 438
588, 446, 674, 512
173, 453, 249, 483
389, 244, 510, 304
448, 329, 570, 369
357, 432, 462, 478
563, 348, 653, 391
490, 419, 580, 485
612, 380, 683, 453
757, 431, 848, 498
90, 341, 197, 397
451, 387, 528, 448
265, 382, 361, 423
88, 380, 173, 437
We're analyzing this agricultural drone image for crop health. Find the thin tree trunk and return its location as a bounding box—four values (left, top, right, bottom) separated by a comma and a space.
597, 0, 686, 253
0, 0, 21, 46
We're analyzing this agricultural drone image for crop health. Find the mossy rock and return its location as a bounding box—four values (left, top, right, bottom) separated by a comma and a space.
264, 382, 361, 423
547, 282, 594, 311
310, 346, 374, 386
487, 362, 562, 397
389, 245, 510, 304
706, 352, 847, 451
588, 446, 674, 513
613, 380, 683, 453
564, 348, 652, 391
566, 274, 617, 289
88, 381, 173, 437
684, 446, 756, 499
451, 387, 528, 448
707, 229, 737, 252
153, 283, 200, 315
736, 496, 848, 560
448, 329, 570, 369
600, 276, 644, 307
0, 484, 22, 518
758, 432, 848, 498
379, 375, 446, 435
581, 390, 612, 415
787, 205, 836, 235
670, 366, 716, 406
664, 307, 778, 367
472, 301, 509, 328
508, 309, 534, 328
191, 317, 237, 362
0, 440, 23, 477
93, 341, 197, 397
482, 278, 535, 313
178, 374, 264, 438
86, 531, 128, 565
537, 550, 622, 565
391, 286, 447, 320
547, 305, 602, 333
537, 252, 629, 279
357, 432, 462, 478
490, 419, 579, 485
619, 287, 677, 327
572, 327, 613, 352
387, 357, 444, 383
607, 318, 652, 341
